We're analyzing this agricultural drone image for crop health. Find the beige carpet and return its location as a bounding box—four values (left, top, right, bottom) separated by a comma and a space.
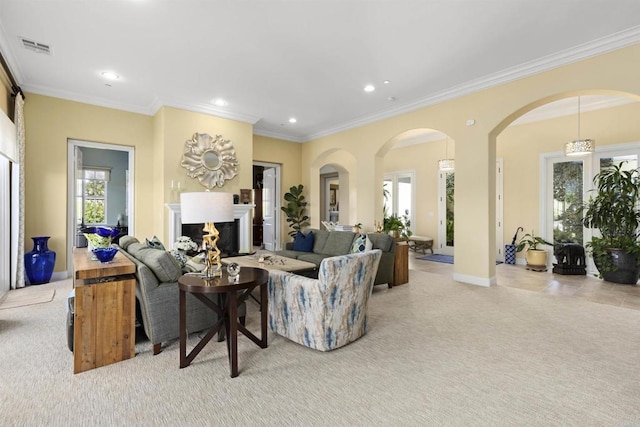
1, 272, 639, 425
0, 285, 55, 310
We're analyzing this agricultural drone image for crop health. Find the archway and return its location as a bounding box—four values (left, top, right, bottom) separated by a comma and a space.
491, 90, 640, 274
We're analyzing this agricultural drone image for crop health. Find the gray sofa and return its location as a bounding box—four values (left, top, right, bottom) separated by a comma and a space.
275, 229, 396, 288
117, 236, 245, 355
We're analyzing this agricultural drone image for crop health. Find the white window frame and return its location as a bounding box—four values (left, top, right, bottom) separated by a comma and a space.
383, 170, 415, 233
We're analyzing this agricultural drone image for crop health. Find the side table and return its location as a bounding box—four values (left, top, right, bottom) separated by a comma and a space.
72, 248, 136, 374
178, 267, 269, 378
392, 242, 409, 286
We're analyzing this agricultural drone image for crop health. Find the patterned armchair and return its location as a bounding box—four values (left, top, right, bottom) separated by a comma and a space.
268, 250, 382, 351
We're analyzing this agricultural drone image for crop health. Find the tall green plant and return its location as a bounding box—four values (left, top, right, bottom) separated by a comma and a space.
281, 184, 310, 238
582, 162, 640, 274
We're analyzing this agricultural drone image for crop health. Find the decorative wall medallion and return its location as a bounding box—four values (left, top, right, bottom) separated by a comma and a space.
181, 133, 239, 189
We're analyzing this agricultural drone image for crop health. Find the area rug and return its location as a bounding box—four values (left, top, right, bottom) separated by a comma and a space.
0, 286, 56, 310
417, 254, 502, 265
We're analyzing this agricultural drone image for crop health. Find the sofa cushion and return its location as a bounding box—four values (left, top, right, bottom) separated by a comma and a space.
312, 229, 329, 253
127, 242, 182, 283
321, 230, 356, 256
275, 249, 303, 260
367, 232, 393, 252
350, 233, 373, 253
297, 252, 330, 266
293, 231, 315, 252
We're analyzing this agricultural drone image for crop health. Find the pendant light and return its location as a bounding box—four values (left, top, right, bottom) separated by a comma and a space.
438, 136, 455, 171
565, 96, 595, 156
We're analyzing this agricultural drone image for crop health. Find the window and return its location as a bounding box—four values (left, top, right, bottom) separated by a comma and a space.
383, 171, 414, 231
78, 167, 109, 225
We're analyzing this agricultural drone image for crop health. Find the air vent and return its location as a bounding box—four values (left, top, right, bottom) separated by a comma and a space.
19, 37, 51, 55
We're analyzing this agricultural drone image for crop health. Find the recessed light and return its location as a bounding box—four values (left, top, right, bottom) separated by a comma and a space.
288, 117, 297, 124
101, 71, 119, 80
364, 85, 375, 92
213, 99, 228, 107
383, 80, 390, 84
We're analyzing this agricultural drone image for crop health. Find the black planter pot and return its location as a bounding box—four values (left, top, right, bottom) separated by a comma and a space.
595, 249, 640, 284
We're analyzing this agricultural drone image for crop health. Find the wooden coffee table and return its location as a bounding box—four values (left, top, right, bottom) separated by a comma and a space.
224, 253, 317, 274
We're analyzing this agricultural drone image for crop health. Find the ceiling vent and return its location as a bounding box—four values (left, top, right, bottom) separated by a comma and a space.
19, 37, 51, 55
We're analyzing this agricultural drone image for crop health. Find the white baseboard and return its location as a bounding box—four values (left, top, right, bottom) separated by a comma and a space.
453, 273, 497, 287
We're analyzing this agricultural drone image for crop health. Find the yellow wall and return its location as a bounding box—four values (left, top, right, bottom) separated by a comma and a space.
303, 43, 640, 285
498, 101, 640, 262
384, 138, 453, 248
157, 106, 254, 242
23, 93, 154, 272
253, 134, 302, 244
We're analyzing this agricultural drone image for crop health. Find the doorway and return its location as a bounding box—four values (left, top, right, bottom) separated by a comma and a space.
253, 161, 281, 251
438, 160, 504, 259
67, 140, 134, 274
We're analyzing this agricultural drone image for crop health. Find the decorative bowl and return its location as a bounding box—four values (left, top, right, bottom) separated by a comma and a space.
92, 247, 118, 263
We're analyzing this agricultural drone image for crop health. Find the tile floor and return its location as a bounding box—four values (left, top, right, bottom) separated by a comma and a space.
408, 255, 640, 311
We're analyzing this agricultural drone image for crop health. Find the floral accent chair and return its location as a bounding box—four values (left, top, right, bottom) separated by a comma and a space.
268, 249, 382, 351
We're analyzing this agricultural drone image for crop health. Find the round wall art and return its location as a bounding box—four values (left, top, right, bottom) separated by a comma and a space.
180, 132, 239, 189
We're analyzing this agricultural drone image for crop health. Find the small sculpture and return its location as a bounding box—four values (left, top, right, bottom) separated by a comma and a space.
552, 242, 586, 275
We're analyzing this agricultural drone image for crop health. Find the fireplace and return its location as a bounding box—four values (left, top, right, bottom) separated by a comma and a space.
165, 203, 254, 254
181, 220, 239, 256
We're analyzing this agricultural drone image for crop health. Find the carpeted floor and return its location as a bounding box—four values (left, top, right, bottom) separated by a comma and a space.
0, 286, 55, 310
1, 272, 639, 425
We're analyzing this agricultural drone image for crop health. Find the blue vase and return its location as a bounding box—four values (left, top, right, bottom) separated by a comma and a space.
24, 236, 56, 285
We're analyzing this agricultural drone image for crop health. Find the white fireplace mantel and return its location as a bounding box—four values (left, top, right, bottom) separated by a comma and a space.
165, 203, 255, 253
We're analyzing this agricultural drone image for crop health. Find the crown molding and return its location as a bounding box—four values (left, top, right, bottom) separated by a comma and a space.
305, 25, 640, 142
20, 82, 154, 115
0, 20, 24, 84
157, 97, 262, 125
252, 128, 305, 143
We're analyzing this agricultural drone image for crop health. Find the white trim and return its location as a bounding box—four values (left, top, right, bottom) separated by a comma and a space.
496, 158, 504, 262
453, 273, 496, 287
67, 140, 135, 276
253, 161, 282, 251
0, 156, 9, 294
166, 203, 255, 254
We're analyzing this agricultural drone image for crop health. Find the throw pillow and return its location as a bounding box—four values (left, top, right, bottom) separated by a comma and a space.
170, 249, 188, 268
351, 234, 373, 253
293, 231, 315, 252
145, 235, 166, 251
184, 253, 206, 273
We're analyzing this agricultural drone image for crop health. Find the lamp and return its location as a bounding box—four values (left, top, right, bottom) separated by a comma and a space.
565, 96, 595, 156
180, 191, 234, 277
438, 137, 455, 171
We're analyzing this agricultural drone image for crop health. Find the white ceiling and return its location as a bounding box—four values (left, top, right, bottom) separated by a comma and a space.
1, 1, 640, 143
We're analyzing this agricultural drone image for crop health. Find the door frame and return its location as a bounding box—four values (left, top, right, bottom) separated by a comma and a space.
541, 142, 640, 273
67, 139, 135, 275
253, 161, 281, 251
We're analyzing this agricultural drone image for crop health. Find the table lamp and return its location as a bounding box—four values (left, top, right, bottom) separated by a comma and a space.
180, 191, 234, 277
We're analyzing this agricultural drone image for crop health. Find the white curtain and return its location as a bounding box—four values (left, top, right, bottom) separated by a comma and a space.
11, 94, 25, 289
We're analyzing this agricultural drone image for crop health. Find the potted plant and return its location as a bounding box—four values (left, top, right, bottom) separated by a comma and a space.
582, 162, 640, 284
281, 184, 310, 239
353, 222, 363, 233
515, 230, 553, 270
383, 210, 412, 241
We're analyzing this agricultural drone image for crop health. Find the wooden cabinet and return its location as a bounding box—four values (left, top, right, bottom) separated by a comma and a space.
72, 248, 136, 374
392, 242, 409, 286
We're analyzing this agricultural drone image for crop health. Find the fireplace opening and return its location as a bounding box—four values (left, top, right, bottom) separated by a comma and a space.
181, 219, 240, 257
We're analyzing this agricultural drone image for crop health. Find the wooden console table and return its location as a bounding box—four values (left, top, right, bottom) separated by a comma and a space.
72, 248, 136, 374
392, 242, 409, 286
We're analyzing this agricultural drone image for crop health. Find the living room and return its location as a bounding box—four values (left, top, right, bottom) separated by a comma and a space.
1, 2, 640, 424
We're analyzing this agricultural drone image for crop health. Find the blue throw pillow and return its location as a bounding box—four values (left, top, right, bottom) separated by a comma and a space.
293, 231, 314, 252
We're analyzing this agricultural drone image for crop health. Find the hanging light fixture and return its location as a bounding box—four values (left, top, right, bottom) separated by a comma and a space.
565, 96, 595, 156
438, 136, 455, 171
